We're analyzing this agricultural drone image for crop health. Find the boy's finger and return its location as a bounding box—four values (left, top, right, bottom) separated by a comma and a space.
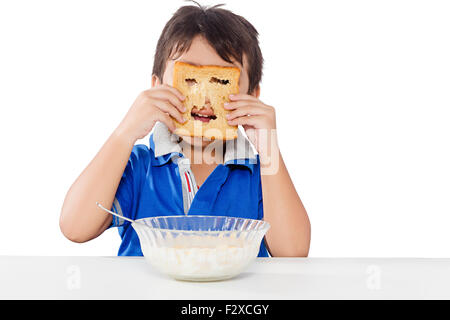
226, 105, 264, 120
160, 84, 186, 102
227, 115, 265, 128
229, 93, 259, 102
152, 99, 186, 124
223, 100, 250, 110
151, 90, 186, 113
156, 112, 177, 132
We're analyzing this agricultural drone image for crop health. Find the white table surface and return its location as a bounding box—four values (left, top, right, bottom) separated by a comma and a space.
1, 256, 449, 299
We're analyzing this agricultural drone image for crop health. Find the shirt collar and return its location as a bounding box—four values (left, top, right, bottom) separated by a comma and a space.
149, 122, 258, 172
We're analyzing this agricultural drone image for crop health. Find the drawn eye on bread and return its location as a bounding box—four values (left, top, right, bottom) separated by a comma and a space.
185, 77, 230, 86
172, 61, 240, 141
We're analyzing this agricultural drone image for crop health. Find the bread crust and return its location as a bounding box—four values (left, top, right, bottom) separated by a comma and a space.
172, 61, 241, 141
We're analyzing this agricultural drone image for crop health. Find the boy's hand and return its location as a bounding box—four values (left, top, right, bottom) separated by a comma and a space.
115, 84, 186, 143
225, 94, 279, 163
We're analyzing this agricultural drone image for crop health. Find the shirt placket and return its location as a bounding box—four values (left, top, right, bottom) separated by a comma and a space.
174, 156, 199, 215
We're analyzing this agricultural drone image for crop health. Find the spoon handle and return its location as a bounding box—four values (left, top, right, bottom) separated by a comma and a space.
96, 202, 136, 224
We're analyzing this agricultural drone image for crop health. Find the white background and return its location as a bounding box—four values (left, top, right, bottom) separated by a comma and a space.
0, 0, 449, 257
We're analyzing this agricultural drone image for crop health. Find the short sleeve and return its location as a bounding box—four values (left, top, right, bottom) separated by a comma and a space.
109, 144, 150, 228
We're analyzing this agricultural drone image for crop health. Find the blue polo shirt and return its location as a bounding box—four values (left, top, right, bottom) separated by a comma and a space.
110, 122, 269, 257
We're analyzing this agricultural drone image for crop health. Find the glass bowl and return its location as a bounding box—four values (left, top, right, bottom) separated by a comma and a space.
132, 215, 270, 282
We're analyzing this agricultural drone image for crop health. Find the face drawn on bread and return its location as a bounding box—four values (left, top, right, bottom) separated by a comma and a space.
172, 61, 241, 141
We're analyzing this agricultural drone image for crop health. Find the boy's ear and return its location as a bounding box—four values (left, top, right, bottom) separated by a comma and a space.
251, 85, 261, 99
151, 75, 161, 87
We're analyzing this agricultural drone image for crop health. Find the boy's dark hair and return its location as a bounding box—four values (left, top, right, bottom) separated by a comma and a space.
152, 1, 263, 94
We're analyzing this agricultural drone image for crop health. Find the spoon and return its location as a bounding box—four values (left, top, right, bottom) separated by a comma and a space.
96, 202, 140, 224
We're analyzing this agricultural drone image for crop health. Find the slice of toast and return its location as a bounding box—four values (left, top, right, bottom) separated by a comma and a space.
172, 61, 240, 140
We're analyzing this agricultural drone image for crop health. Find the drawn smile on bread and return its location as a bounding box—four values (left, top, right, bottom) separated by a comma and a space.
191, 106, 217, 123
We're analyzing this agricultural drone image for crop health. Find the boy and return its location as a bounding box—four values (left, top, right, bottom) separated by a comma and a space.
60, 2, 311, 257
